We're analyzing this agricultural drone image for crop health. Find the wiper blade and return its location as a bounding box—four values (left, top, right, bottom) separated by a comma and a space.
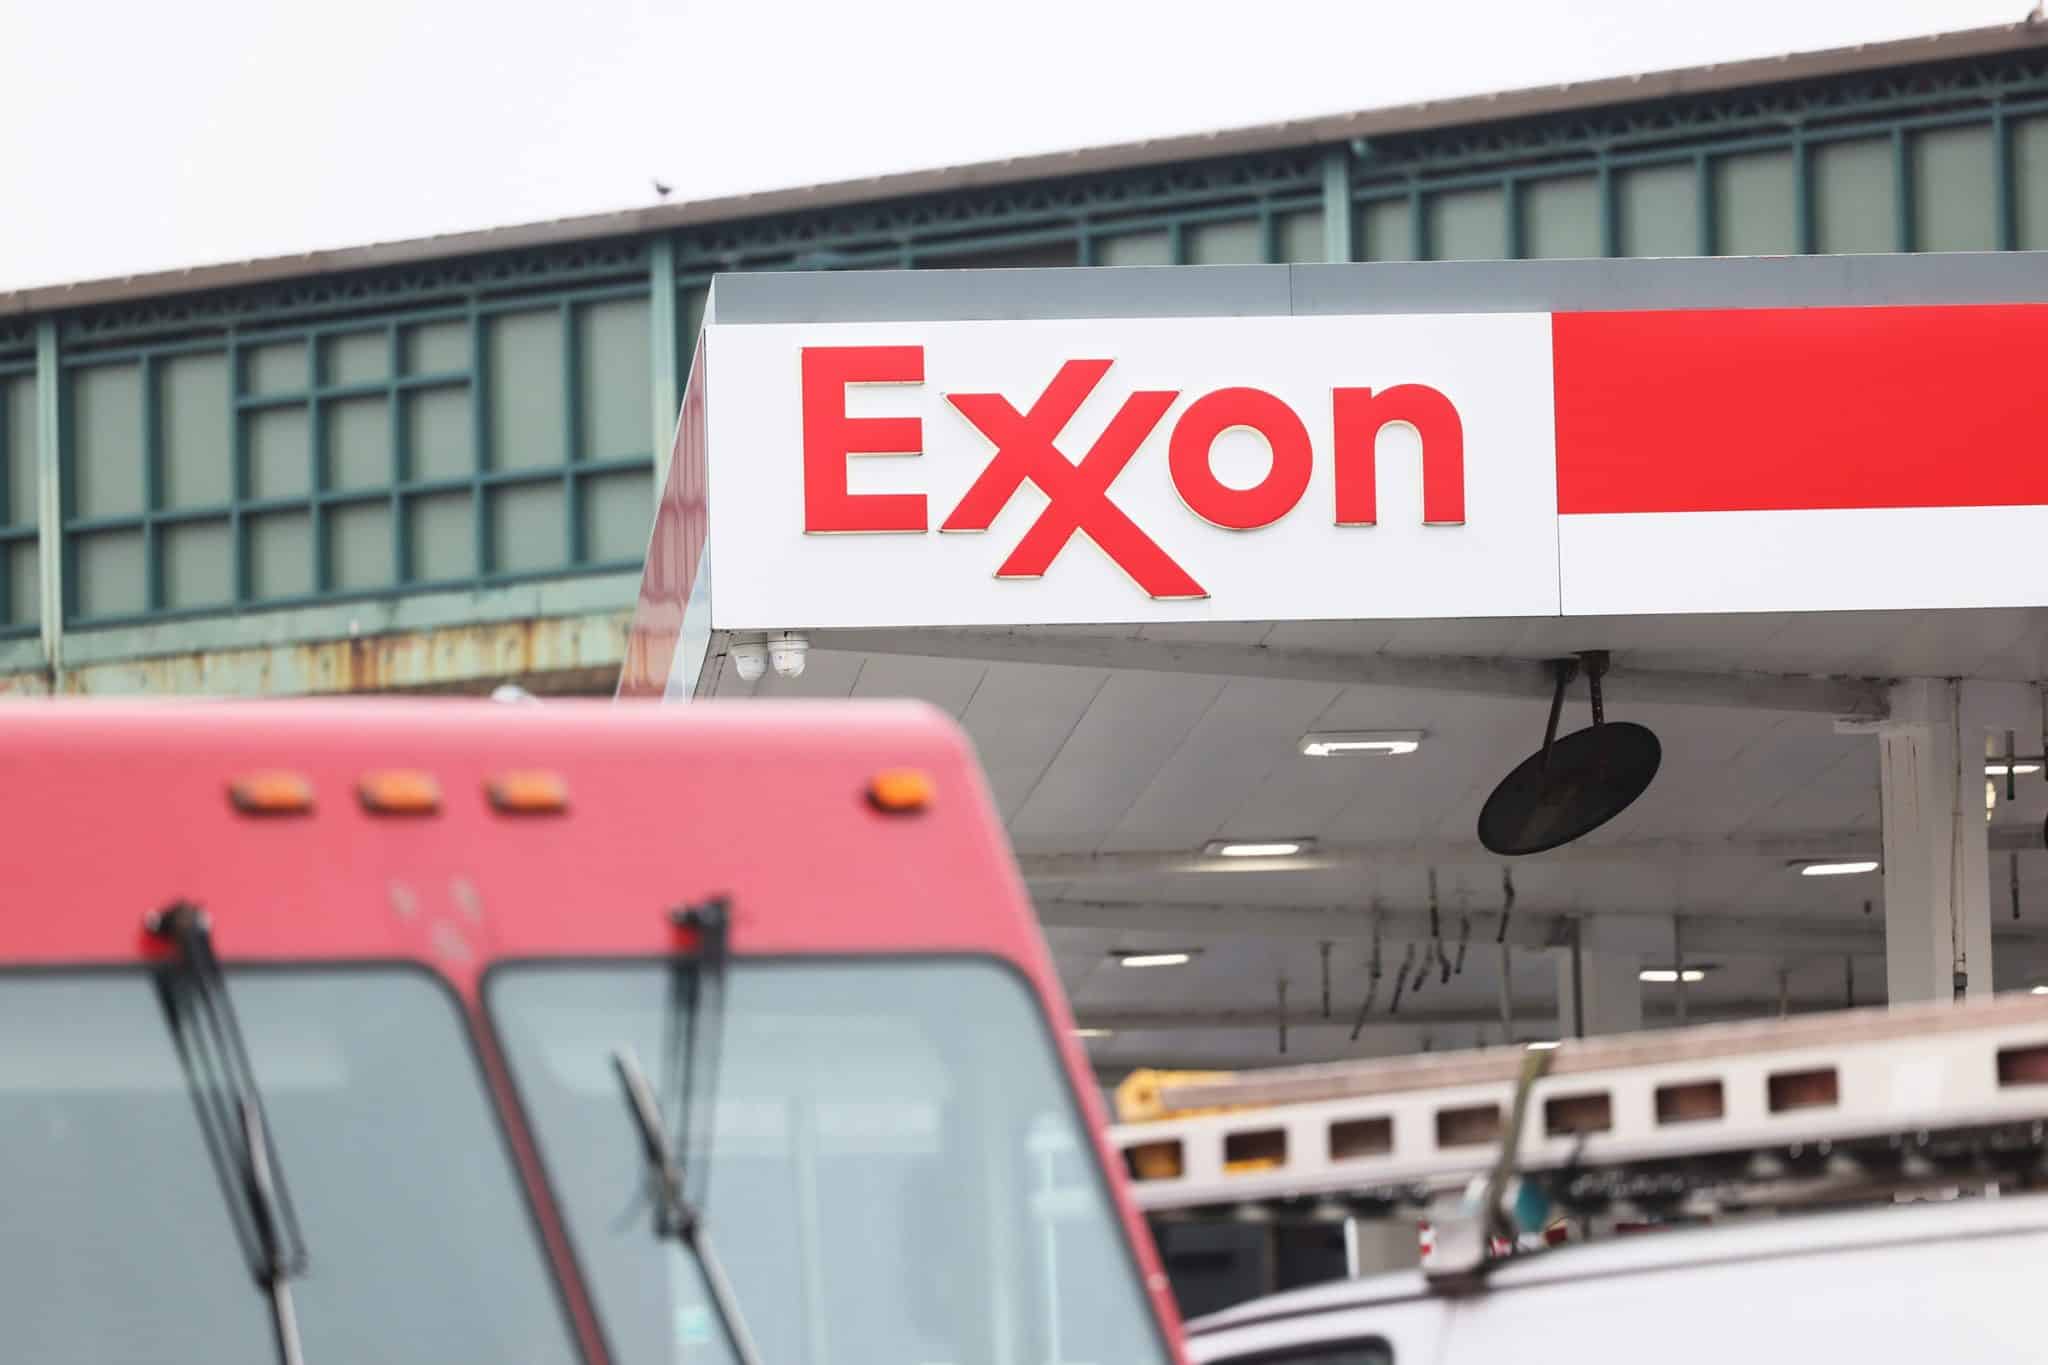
612, 1047, 762, 1365
610, 896, 762, 1365
148, 901, 309, 1365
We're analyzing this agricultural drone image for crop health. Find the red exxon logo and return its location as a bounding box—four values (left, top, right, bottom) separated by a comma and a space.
801, 345, 1466, 600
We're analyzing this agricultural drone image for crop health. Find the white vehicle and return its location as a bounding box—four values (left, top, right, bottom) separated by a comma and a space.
1111, 993, 2048, 1364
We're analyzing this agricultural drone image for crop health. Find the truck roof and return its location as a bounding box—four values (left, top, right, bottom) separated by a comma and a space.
0, 696, 1047, 996
1184, 1189, 2048, 1336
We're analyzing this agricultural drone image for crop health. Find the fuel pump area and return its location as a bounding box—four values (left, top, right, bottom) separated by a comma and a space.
623, 253, 2048, 1313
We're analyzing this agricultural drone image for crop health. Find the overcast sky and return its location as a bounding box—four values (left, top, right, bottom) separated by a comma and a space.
0, 0, 2027, 292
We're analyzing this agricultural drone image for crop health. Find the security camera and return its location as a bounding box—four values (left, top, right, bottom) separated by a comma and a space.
768, 631, 809, 679
730, 639, 768, 682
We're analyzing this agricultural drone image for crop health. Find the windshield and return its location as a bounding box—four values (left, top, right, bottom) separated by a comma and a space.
0, 966, 580, 1365
489, 957, 1171, 1365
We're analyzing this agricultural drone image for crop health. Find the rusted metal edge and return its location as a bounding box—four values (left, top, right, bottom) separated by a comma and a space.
0, 610, 631, 698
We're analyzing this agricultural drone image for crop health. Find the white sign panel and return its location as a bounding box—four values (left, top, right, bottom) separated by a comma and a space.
704, 314, 1559, 629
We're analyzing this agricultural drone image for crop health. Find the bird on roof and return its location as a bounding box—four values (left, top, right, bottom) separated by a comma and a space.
652, 178, 674, 199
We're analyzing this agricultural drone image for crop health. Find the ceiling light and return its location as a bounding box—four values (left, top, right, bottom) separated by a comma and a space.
1300, 730, 1424, 758
1526, 1040, 1562, 1051
1988, 763, 2043, 776
1639, 968, 1708, 984
1074, 1027, 1115, 1038
1204, 838, 1311, 858
2032, 986, 2048, 997
1795, 859, 1881, 877
1114, 951, 1195, 968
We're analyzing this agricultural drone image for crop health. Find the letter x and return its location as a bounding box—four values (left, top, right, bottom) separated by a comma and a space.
943, 360, 1204, 599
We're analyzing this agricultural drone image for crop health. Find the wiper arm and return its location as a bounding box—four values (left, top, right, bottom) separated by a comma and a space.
613, 1047, 762, 1365
610, 896, 762, 1365
148, 902, 309, 1365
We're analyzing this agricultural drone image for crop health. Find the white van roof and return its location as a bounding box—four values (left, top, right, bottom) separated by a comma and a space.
1185, 1187, 2048, 1337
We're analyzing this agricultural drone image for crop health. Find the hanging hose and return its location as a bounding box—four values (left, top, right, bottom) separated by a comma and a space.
1496, 867, 1517, 944
1389, 943, 1418, 1015
1348, 913, 1386, 1041
1454, 913, 1471, 976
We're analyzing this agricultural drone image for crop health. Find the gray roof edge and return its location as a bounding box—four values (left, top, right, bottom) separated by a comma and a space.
4, 21, 2045, 319
700, 252, 2048, 323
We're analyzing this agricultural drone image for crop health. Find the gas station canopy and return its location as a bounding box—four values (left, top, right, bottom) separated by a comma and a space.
624, 253, 2048, 1070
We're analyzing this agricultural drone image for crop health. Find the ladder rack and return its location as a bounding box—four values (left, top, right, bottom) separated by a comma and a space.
1110, 993, 2048, 1225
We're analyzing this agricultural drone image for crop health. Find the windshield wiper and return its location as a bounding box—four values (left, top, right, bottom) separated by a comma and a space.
148, 901, 309, 1365
611, 897, 763, 1365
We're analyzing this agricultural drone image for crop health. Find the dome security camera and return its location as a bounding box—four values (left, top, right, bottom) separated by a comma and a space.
730, 639, 768, 682
768, 632, 809, 679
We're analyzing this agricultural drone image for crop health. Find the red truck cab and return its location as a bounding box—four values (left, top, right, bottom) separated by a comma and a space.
0, 697, 1183, 1365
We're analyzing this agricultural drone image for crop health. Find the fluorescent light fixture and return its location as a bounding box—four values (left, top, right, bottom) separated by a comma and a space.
1204, 838, 1312, 859
1526, 1040, 1562, 1051
1796, 859, 1881, 877
2032, 986, 2048, 997
1300, 730, 1424, 758
1074, 1027, 1115, 1039
1114, 951, 1194, 968
1639, 968, 1708, 984
1988, 763, 2043, 776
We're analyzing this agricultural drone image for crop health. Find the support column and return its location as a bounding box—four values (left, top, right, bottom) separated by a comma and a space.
1556, 924, 1642, 1037
34, 318, 62, 678
1879, 678, 1993, 1004
1321, 146, 1354, 263
648, 235, 681, 512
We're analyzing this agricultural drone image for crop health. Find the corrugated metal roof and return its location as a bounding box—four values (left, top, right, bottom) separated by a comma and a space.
3, 19, 2044, 317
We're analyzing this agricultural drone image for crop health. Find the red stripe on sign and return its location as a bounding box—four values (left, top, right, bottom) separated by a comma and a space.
1553, 304, 2048, 516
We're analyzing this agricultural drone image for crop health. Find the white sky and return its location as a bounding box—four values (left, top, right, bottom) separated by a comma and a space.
0, 0, 2028, 292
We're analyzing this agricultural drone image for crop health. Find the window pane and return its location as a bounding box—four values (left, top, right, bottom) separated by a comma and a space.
488, 481, 565, 573
245, 407, 310, 501
242, 341, 307, 396
1619, 162, 1698, 256
4, 373, 36, 527
1522, 175, 1600, 258
403, 320, 468, 375
160, 353, 231, 508
408, 490, 474, 582
1356, 197, 1413, 260
1714, 150, 1797, 255
578, 296, 652, 462
330, 502, 395, 591
162, 520, 232, 609
325, 395, 389, 492
74, 529, 145, 618
6, 539, 35, 626
0, 969, 578, 1365
1813, 137, 1896, 254
1186, 219, 1263, 265
72, 364, 144, 519
249, 509, 311, 599
1096, 231, 1171, 266
488, 310, 567, 471
322, 330, 386, 387
1428, 187, 1504, 259
492, 960, 1171, 1365
1913, 124, 1996, 252
2019, 116, 2048, 250
404, 387, 471, 483
1277, 209, 1324, 263
583, 466, 654, 563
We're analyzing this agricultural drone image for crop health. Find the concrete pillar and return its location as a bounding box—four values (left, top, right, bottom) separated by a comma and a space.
1879, 678, 1994, 1005
1556, 928, 1642, 1037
